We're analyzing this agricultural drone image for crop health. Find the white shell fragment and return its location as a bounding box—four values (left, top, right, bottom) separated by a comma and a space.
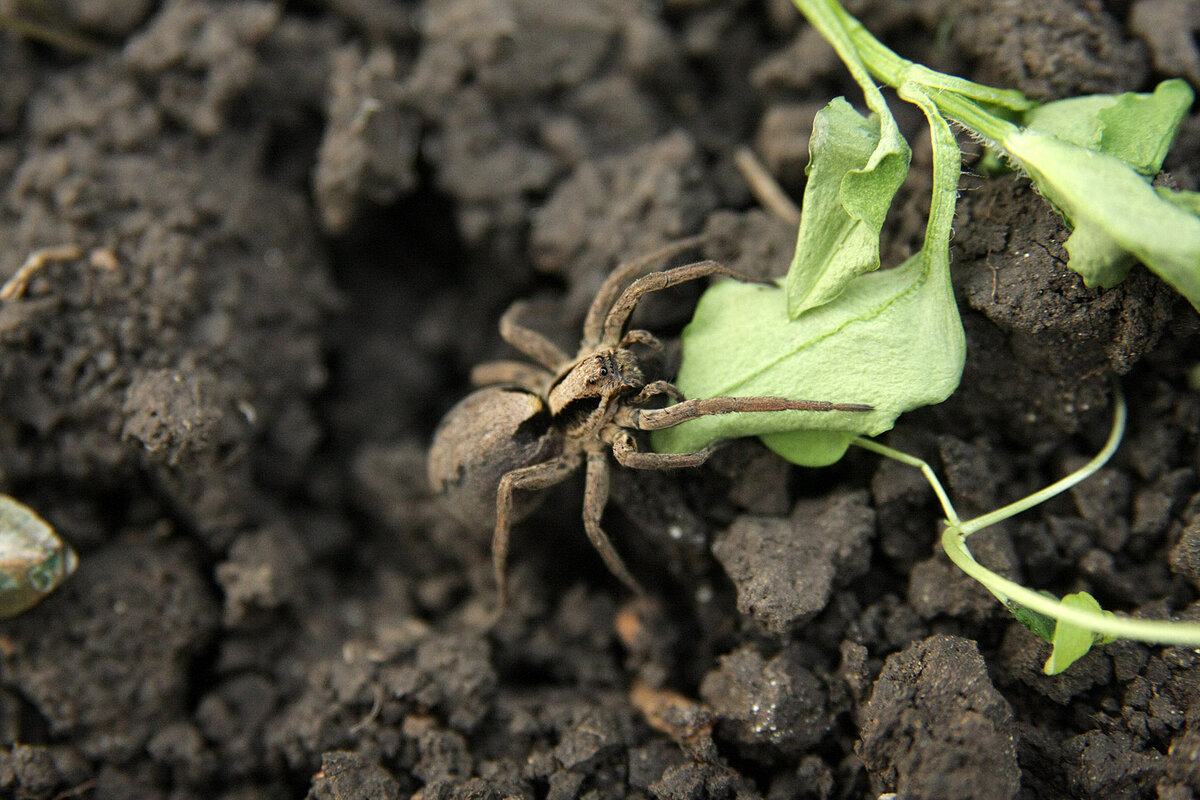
0, 495, 77, 618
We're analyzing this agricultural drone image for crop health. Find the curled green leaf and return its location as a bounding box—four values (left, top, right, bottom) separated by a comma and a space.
1023, 79, 1192, 175
655, 82, 965, 467
1007, 595, 1059, 644
786, 98, 910, 315
1043, 592, 1115, 675
1159, 186, 1200, 216
1005, 129, 1200, 308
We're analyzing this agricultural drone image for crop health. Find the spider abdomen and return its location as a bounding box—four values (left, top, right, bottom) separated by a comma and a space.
428, 386, 562, 528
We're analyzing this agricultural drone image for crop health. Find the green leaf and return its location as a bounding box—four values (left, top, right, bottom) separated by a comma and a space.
786, 98, 910, 316
1023, 80, 1192, 175
1043, 592, 1113, 675
651, 250, 962, 466
799, 0, 1034, 113
781, 0, 913, 319
1007, 595, 1059, 643
1005, 129, 1200, 309
655, 82, 965, 468
760, 428, 855, 467
1158, 186, 1200, 216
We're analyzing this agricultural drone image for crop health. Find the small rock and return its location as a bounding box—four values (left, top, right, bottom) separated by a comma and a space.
712, 489, 873, 634
700, 644, 830, 754
308, 751, 401, 800
858, 635, 1020, 799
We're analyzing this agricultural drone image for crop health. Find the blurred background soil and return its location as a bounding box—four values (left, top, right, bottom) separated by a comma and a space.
0, 1, 1198, 798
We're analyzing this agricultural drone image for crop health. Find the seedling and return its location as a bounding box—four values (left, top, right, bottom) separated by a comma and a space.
653, 86, 967, 467
655, 0, 1200, 668
859, 384, 1200, 673
657, 2, 1198, 464
427, 238, 871, 611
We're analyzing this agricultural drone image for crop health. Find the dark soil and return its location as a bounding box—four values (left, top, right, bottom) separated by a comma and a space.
0, 1, 1198, 798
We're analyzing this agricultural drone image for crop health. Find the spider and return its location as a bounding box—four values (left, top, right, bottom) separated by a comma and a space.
427, 239, 872, 609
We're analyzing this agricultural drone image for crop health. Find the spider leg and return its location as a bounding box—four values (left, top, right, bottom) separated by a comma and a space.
618, 329, 664, 350
600, 261, 772, 347
612, 382, 683, 430
500, 299, 570, 369
583, 451, 646, 596
470, 360, 553, 393
627, 379, 685, 405
611, 430, 720, 469
582, 237, 706, 345
633, 396, 874, 431
494, 452, 583, 611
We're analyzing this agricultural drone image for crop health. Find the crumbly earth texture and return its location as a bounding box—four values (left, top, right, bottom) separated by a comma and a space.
0, 1, 1198, 798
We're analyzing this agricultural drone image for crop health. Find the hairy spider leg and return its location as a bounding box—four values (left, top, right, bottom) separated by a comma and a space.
500, 299, 569, 369
633, 396, 874, 431
617, 329, 664, 351
600, 261, 770, 347
627, 380, 685, 405
493, 452, 583, 611
582, 237, 707, 344
610, 430, 720, 469
582, 452, 646, 596
470, 360, 553, 393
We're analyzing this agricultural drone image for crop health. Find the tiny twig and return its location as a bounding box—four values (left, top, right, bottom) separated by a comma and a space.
733, 146, 802, 227
986, 249, 999, 303
0, 13, 108, 57
1, 245, 83, 300
51, 778, 97, 800
348, 684, 384, 733
1, 245, 118, 301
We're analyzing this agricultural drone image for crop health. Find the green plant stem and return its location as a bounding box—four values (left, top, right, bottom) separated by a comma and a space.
857, 381, 1200, 646
793, 1, 882, 110
850, 437, 961, 526
791, 0, 907, 156
820, 1, 909, 81
898, 81, 960, 251
790, 0, 1200, 649
941, 528, 1200, 645
793, 0, 1032, 113
939, 381, 1200, 646
923, 90, 1021, 147
958, 385, 1127, 537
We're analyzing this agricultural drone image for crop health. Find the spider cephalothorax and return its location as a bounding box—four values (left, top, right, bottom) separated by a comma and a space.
428, 239, 872, 609
547, 348, 644, 434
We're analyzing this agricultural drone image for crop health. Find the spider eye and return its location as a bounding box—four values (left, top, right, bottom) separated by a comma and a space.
599, 367, 608, 376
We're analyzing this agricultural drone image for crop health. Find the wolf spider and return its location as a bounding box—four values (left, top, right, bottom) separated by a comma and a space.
427, 239, 872, 609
